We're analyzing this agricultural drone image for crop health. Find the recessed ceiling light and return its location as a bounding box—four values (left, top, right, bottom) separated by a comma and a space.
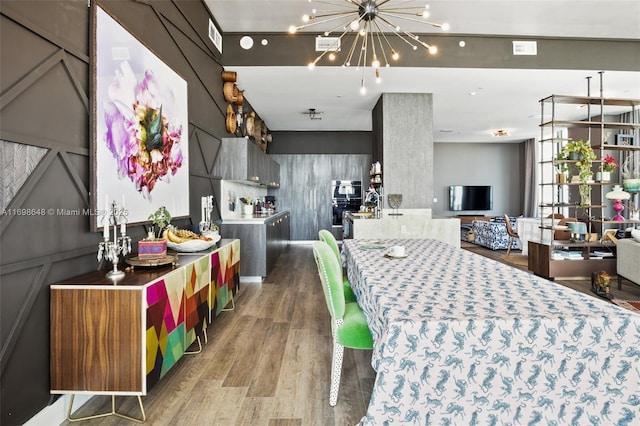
459, 40, 466, 47
469, 92, 477, 96
240, 36, 254, 50
261, 39, 268, 46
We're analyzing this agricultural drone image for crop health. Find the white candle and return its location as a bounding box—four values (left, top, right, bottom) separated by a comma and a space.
120, 219, 126, 235
103, 194, 109, 239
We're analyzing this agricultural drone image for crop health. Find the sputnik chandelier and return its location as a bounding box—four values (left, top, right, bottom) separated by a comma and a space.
288, 0, 449, 94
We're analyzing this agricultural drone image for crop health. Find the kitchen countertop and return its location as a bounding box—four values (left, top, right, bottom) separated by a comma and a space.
218, 210, 290, 225
346, 212, 377, 220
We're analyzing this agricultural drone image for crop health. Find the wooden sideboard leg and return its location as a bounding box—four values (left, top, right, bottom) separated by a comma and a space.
67, 394, 146, 423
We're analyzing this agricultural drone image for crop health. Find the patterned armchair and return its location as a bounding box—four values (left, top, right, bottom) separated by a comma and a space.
472, 217, 522, 251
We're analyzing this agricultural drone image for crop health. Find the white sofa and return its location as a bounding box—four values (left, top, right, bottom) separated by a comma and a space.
617, 238, 640, 290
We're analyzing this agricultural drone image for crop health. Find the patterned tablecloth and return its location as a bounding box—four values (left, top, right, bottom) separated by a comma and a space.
343, 238, 640, 426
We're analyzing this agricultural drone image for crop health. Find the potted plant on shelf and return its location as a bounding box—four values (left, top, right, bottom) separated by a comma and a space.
139, 206, 171, 258
560, 140, 596, 205
621, 151, 640, 193
599, 154, 618, 182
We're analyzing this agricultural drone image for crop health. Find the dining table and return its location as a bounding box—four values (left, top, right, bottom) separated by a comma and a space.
342, 238, 640, 426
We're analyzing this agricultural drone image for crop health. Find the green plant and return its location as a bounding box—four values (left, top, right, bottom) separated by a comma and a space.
560, 140, 595, 205
148, 206, 171, 238
554, 150, 570, 174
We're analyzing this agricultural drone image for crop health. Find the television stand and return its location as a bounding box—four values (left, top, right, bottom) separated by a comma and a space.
456, 215, 492, 225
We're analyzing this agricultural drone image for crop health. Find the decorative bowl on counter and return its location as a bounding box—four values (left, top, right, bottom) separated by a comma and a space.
166, 234, 221, 252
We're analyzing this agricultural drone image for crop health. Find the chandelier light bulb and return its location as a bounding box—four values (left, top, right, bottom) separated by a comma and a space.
288, 25, 297, 34
372, 59, 380, 68
360, 85, 367, 95
359, 28, 366, 36
302, 14, 310, 23
391, 50, 399, 60
308, 62, 315, 70
441, 23, 450, 31
412, 45, 418, 50
428, 45, 438, 54
420, 11, 430, 19
350, 20, 360, 31
329, 52, 336, 61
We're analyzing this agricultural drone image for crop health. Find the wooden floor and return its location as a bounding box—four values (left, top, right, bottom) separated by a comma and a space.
64, 242, 640, 425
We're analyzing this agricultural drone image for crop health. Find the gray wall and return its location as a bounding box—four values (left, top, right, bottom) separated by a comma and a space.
433, 142, 525, 217
0, 1, 237, 423
269, 131, 371, 154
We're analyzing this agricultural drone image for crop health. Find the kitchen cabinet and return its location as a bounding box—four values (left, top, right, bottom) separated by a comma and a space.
214, 138, 280, 187
271, 154, 371, 240
220, 211, 290, 277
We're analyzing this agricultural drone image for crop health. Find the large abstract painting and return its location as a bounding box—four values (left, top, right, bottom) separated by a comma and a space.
92, 5, 189, 229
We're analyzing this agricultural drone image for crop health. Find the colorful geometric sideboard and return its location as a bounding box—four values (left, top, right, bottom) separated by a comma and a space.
50, 239, 240, 398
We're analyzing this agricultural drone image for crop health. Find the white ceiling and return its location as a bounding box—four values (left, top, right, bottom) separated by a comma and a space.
205, 0, 640, 143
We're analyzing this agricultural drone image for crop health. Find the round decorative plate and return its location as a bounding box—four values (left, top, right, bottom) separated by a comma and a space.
125, 252, 178, 267
166, 234, 221, 252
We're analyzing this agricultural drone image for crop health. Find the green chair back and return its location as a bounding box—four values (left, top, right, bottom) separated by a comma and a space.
312, 241, 346, 320
318, 229, 342, 265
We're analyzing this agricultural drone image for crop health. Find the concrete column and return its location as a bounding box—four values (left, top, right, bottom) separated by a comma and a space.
374, 93, 434, 209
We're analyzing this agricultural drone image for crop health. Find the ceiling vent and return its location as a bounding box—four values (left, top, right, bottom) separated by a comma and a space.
316, 36, 341, 52
512, 40, 537, 55
209, 19, 223, 53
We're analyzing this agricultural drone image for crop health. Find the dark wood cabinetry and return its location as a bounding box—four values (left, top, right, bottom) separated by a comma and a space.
528, 240, 616, 280
221, 212, 290, 277
456, 215, 492, 225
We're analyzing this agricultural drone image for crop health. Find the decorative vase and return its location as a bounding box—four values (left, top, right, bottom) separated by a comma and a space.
597, 171, 611, 182
623, 178, 640, 193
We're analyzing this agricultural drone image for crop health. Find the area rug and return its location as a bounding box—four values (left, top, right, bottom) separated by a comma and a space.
611, 300, 640, 314
500, 254, 529, 268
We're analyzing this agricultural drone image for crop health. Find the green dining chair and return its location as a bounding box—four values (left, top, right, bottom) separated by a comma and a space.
318, 229, 357, 302
312, 241, 373, 406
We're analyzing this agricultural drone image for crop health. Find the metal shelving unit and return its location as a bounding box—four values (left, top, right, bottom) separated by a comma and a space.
539, 73, 640, 231
532, 72, 640, 279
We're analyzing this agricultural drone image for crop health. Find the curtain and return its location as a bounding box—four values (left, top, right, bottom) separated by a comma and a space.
523, 138, 537, 217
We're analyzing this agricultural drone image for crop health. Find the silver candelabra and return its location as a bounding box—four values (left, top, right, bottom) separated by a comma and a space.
98, 200, 131, 279
199, 195, 214, 234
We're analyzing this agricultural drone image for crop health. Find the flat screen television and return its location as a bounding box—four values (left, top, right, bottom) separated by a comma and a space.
449, 185, 493, 211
